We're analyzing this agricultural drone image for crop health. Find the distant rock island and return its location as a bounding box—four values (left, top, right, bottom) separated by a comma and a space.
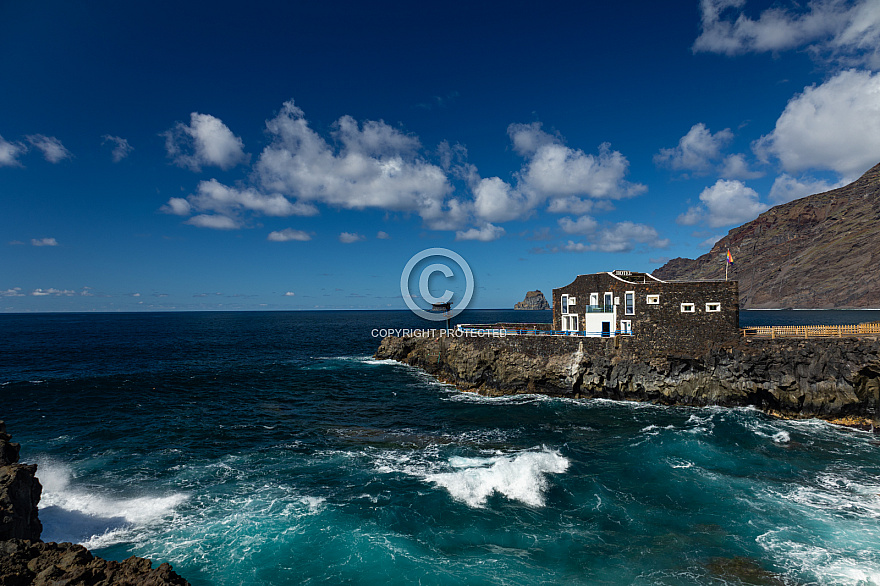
654, 161, 880, 309
514, 290, 550, 310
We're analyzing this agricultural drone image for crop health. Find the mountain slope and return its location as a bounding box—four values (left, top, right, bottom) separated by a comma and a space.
653, 162, 880, 308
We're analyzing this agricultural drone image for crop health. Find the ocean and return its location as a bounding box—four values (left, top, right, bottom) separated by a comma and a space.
3, 309, 880, 585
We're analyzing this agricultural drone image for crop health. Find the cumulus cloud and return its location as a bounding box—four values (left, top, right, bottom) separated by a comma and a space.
267, 228, 312, 242
455, 223, 505, 242
0, 288, 24, 297
102, 135, 133, 162
26, 135, 71, 163
719, 153, 763, 179
558, 215, 599, 235
163, 112, 248, 172
561, 222, 668, 253
753, 69, 880, 178
184, 214, 239, 230
473, 177, 530, 222
31, 237, 58, 246
256, 101, 454, 228
693, 0, 880, 68
339, 232, 365, 243
284, 291, 295, 296
678, 179, 770, 227
655, 123, 734, 173
162, 179, 318, 229
768, 173, 846, 203
0, 135, 25, 167
512, 123, 645, 200
377, 231, 390, 239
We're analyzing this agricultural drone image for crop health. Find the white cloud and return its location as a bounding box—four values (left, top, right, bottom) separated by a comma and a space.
163, 112, 248, 172
26, 135, 71, 163
562, 222, 668, 253
455, 223, 505, 242
473, 177, 530, 222
507, 122, 560, 156
558, 215, 598, 235
339, 232, 365, 243
754, 69, 880, 177
162, 197, 192, 216
377, 231, 390, 239
655, 123, 733, 173
593, 222, 670, 253
546, 197, 613, 215
102, 135, 133, 162
693, 0, 880, 68
719, 153, 763, 179
517, 133, 646, 200
31, 237, 58, 246
768, 173, 846, 203
0, 135, 25, 167
284, 291, 295, 296
31, 288, 75, 296
256, 101, 453, 227
678, 179, 769, 227
184, 214, 240, 230
267, 228, 312, 242
699, 234, 726, 249
0, 287, 24, 297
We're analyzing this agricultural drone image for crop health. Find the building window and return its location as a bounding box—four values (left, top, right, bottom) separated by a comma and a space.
570, 315, 579, 330
620, 320, 632, 335
604, 292, 613, 312
646, 294, 659, 305
561, 294, 568, 314
625, 291, 635, 315
706, 302, 721, 313
569, 296, 577, 305
681, 303, 695, 313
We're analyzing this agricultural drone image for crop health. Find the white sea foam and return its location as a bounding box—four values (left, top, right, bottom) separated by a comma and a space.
423, 447, 570, 508
36, 459, 187, 549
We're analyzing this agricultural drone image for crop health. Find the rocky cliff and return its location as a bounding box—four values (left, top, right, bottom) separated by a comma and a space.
514, 290, 550, 310
653, 162, 880, 308
375, 334, 880, 428
0, 422, 190, 585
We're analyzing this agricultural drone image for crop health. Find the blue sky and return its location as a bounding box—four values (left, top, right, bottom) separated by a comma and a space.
3, 0, 880, 312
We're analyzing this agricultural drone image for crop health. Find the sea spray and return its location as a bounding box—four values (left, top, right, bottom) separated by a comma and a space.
424, 447, 570, 508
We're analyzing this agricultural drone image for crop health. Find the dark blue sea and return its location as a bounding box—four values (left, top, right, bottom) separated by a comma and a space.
3, 309, 880, 585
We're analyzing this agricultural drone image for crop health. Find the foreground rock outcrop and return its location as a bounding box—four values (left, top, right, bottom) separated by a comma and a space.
376, 334, 880, 427
514, 290, 551, 310
0, 421, 190, 585
653, 161, 880, 308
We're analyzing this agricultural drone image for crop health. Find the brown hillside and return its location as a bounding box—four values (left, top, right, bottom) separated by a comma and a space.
653, 162, 880, 308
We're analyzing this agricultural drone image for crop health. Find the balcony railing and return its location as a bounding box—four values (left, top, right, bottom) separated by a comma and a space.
584, 304, 614, 314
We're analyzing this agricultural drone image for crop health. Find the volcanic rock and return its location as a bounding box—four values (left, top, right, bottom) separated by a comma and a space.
514, 290, 551, 310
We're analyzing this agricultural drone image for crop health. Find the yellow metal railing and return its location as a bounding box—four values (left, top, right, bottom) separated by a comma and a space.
742, 322, 880, 339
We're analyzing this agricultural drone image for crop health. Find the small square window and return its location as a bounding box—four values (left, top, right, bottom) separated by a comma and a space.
569, 296, 576, 305
681, 303, 695, 313
646, 295, 659, 305
706, 302, 721, 313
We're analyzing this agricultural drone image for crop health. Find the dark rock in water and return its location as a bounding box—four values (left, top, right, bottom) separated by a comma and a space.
0, 539, 190, 586
374, 333, 880, 427
705, 556, 786, 585
0, 422, 41, 542
514, 290, 550, 310
0, 421, 191, 585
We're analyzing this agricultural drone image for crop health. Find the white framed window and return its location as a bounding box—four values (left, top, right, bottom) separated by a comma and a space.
569, 315, 579, 330
706, 302, 721, 313
619, 320, 632, 335
625, 291, 635, 315
681, 303, 695, 313
646, 294, 659, 305
604, 292, 613, 311
561, 294, 569, 314
569, 296, 576, 305
590, 292, 599, 307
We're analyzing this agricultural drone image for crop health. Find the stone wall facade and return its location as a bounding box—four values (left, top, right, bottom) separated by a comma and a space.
552, 271, 739, 353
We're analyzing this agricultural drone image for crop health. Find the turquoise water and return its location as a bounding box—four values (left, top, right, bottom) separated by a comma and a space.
3, 310, 880, 585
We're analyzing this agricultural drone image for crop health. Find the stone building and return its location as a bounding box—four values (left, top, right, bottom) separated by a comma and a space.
552, 270, 739, 345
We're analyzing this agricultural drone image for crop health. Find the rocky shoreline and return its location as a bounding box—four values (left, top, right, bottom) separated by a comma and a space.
0, 421, 190, 585
375, 333, 880, 430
